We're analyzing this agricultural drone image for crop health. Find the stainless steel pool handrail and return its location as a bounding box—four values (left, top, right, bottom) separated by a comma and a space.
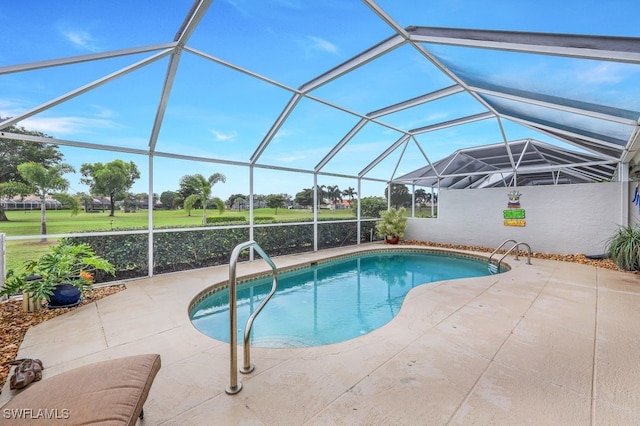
489, 239, 532, 273
499, 242, 532, 267
226, 240, 278, 395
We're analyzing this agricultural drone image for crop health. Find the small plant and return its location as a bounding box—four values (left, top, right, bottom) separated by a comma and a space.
606, 225, 640, 271
375, 207, 408, 242
1, 243, 116, 303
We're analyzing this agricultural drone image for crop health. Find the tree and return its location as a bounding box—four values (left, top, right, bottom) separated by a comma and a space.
414, 188, 427, 210
0, 122, 63, 221
0, 181, 31, 221
183, 194, 199, 216
385, 183, 412, 209
342, 186, 357, 207
295, 188, 314, 210
353, 196, 387, 218
178, 173, 226, 224
317, 185, 327, 207
226, 193, 247, 210
75, 192, 95, 212
80, 160, 141, 217
178, 174, 203, 205
266, 194, 285, 215
211, 197, 225, 215
326, 185, 342, 207
160, 191, 180, 210
17, 161, 75, 240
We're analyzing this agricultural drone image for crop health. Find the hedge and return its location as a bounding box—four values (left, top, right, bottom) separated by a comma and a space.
64, 220, 380, 282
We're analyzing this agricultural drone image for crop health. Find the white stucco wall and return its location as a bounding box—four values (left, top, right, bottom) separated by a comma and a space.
406, 182, 624, 255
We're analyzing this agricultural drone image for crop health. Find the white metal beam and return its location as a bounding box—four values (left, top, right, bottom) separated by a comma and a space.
411, 112, 494, 134
0, 50, 173, 131
360, 134, 410, 177
299, 35, 406, 93
407, 27, 640, 64
250, 94, 302, 164
315, 119, 368, 172
0, 43, 178, 75
367, 85, 464, 119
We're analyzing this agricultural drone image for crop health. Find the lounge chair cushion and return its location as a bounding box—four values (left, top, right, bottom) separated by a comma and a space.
1, 353, 161, 425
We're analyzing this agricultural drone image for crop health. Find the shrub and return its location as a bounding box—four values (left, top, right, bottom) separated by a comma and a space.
206, 216, 246, 224
353, 197, 387, 218
375, 207, 408, 239
606, 225, 640, 271
64, 220, 380, 280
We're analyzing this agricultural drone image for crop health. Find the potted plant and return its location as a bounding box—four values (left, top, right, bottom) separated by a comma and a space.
606, 225, 640, 271
1, 243, 116, 310
375, 207, 408, 244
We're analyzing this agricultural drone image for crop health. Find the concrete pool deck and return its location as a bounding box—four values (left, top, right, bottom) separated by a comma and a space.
2, 243, 639, 425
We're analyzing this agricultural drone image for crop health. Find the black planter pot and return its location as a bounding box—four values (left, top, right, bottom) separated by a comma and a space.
48, 283, 82, 309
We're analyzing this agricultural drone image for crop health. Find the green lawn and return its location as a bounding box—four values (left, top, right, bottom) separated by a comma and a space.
1, 207, 356, 271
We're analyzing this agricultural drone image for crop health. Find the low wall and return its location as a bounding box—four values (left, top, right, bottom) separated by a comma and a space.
406, 182, 623, 255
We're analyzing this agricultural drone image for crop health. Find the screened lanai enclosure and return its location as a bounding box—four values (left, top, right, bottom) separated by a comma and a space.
1, 0, 640, 281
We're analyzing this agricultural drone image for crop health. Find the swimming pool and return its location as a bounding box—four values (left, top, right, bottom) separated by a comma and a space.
189, 249, 498, 347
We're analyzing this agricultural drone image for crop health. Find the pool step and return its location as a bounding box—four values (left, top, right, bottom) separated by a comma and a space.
488, 263, 499, 274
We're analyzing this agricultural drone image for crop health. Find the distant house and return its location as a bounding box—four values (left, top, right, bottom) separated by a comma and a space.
2, 195, 62, 210
84, 197, 111, 212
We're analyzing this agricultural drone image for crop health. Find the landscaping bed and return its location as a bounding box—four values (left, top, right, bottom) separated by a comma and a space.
0, 284, 126, 394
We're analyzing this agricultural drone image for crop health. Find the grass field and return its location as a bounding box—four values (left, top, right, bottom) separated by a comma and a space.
1, 207, 356, 271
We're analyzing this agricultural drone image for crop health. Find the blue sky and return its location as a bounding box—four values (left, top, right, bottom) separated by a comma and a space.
1, 0, 639, 200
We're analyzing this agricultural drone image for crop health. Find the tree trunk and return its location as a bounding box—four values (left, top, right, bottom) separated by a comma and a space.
0, 205, 8, 221
40, 198, 47, 243
202, 196, 207, 225
109, 193, 115, 217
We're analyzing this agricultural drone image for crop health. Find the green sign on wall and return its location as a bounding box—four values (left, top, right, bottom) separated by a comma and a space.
503, 209, 525, 219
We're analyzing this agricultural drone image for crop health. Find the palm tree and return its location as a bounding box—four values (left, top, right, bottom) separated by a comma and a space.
314, 185, 327, 209
326, 185, 342, 208
342, 186, 357, 207
185, 172, 226, 224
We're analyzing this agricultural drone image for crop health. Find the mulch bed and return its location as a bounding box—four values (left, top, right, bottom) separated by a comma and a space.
400, 240, 622, 270
0, 284, 126, 395
0, 242, 625, 395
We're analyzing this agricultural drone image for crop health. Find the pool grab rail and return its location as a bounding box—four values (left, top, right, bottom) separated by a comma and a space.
488, 239, 532, 273
226, 240, 278, 395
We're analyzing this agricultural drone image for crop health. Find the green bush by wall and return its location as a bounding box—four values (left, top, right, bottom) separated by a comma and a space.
65, 220, 379, 282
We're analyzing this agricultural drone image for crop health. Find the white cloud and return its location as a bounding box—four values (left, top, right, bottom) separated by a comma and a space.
58, 24, 100, 52
209, 129, 238, 142
576, 62, 628, 84
304, 36, 339, 55
20, 115, 118, 136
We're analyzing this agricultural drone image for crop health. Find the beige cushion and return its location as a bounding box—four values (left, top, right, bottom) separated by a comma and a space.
1, 353, 161, 426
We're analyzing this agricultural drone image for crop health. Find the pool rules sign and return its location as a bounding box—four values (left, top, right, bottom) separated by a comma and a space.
504, 190, 526, 227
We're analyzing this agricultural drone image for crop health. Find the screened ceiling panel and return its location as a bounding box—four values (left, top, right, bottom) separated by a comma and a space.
18, 57, 170, 150
257, 97, 361, 170
481, 94, 635, 146
188, 1, 392, 87
377, 91, 489, 131
0, 2, 192, 64
396, 139, 617, 189
309, 44, 452, 113
319, 122, 405, 177
155, 53, 293, 162
1, 0, 639, 199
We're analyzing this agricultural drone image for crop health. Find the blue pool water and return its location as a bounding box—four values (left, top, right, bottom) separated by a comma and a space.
190, 250, 493, 347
